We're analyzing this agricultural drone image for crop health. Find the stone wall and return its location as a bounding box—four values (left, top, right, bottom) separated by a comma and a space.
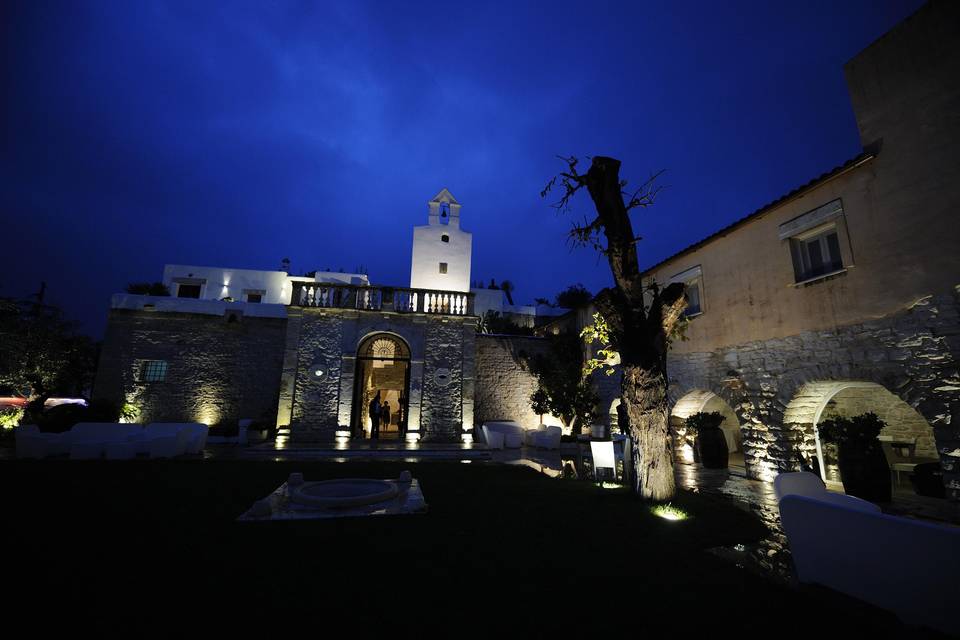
94, 309, 287, 426
284, 309, 475, 442
474, 335, 549, 430
666, 290, 960, 496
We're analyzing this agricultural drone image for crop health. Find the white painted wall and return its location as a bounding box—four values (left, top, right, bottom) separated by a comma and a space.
111, 294, 288, 318
471, 288, 505, 317
162, 265, 370, 305
410, 189, 472, 292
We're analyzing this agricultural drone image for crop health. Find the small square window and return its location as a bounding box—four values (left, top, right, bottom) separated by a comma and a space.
140, 360, 168, 382
244, 289, 265, 303
790, 225, 843, 283
441, 234, 449, 243
177, 284, 201, 298
439, 262, 448, 274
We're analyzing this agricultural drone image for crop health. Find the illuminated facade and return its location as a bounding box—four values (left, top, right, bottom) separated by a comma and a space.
95, 189, 484, 442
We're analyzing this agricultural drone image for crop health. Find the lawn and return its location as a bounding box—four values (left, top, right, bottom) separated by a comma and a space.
2, 459, 942, 636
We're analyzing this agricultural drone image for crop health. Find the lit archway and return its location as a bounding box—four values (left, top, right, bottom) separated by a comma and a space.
670, 389, 743, 468
351, 333, 412, 440
783, 381, 937, 488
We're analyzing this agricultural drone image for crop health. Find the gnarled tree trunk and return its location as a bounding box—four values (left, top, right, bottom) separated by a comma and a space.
544, 155, 686, 501
622, 365, 674, 500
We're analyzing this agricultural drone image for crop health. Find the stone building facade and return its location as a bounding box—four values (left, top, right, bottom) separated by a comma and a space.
94, 190, 487, 443
95, 302, 288, 427
551, 2, 960, 498
473, 335, 551, 430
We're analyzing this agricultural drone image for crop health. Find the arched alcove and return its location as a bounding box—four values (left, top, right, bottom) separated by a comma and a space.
670, 389, 743, 468
783, 380, 938, 490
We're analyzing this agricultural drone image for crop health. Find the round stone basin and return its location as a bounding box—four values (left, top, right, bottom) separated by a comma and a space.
291, 479, 399, 509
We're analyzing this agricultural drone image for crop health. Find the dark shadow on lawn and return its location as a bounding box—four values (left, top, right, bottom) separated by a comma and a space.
1, 459, 946, 637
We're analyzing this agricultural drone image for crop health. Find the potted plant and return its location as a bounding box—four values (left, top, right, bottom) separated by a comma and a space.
686, 411, 728, 469
817, 412, 891, 502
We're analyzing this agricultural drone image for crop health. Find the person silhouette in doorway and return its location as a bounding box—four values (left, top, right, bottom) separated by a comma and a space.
369, 391, 382, 439
381, 400, 391, 431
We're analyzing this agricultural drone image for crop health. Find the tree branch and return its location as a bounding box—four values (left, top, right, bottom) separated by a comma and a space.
622, 170, 666, 211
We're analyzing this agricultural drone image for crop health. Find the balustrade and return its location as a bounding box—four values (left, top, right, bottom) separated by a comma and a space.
291, 282, 473, 316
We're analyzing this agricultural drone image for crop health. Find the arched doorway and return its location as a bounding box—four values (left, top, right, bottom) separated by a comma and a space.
670, 389, 743, 470
351, 334, 411, 440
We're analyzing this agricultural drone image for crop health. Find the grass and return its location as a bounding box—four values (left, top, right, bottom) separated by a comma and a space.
1, 459, 943, 635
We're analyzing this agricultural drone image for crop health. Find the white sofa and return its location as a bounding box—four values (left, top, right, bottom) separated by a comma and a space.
181, 423, 209, 454
482, 421, 524, 449
69, 423, 143, 460
15, 425, 69, 459
482, 425, 505, 450
523, 425, 562, 450
137, 423, 193, 458
776, 472, 959, 634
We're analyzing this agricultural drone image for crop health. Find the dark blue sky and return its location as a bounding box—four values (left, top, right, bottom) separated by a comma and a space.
1, 0, 923, 336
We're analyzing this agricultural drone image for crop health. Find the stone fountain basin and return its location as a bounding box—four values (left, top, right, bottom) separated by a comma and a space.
290, 479, 399, 509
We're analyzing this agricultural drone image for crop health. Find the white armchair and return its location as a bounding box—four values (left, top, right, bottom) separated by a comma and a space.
779, 491, 959, 633
774, 471, 880, 513
482, 425, 504, 450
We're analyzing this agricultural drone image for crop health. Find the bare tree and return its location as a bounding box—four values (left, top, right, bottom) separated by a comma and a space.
543, 155, 686, 500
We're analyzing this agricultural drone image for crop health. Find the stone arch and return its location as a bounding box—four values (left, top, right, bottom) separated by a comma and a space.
352, 332, 413, 439
669, 388, 744, 467
783, 380, 938, 486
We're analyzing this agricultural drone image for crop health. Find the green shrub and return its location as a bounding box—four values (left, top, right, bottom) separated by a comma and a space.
684, 411, 725, 435
817, 412, 885, 446
0, 406, 24, 428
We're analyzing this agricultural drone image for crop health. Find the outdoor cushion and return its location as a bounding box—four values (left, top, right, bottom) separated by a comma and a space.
503, 432, 523, 449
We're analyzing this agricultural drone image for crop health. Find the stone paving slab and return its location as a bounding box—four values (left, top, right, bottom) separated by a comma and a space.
238, 478, 428, 522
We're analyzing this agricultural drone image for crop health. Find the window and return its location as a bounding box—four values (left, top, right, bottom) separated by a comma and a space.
780, 199, 849, 284
177, 284, 201, 298
441, 234, 449, 243
792, 225, 843, 282
684, 278, 703, 316
669, 265, 703, 318
140, 360, 168, 382
244, 289, 265, 303
439, 262, 448, 274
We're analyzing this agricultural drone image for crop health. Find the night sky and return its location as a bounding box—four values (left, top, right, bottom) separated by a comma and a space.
1, 0, 923, 336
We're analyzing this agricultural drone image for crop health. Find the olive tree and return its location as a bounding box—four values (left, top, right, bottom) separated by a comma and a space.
543, 156, 686, 500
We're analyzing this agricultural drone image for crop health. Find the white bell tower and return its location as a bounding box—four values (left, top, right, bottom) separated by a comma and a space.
410, 188, 472, 292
